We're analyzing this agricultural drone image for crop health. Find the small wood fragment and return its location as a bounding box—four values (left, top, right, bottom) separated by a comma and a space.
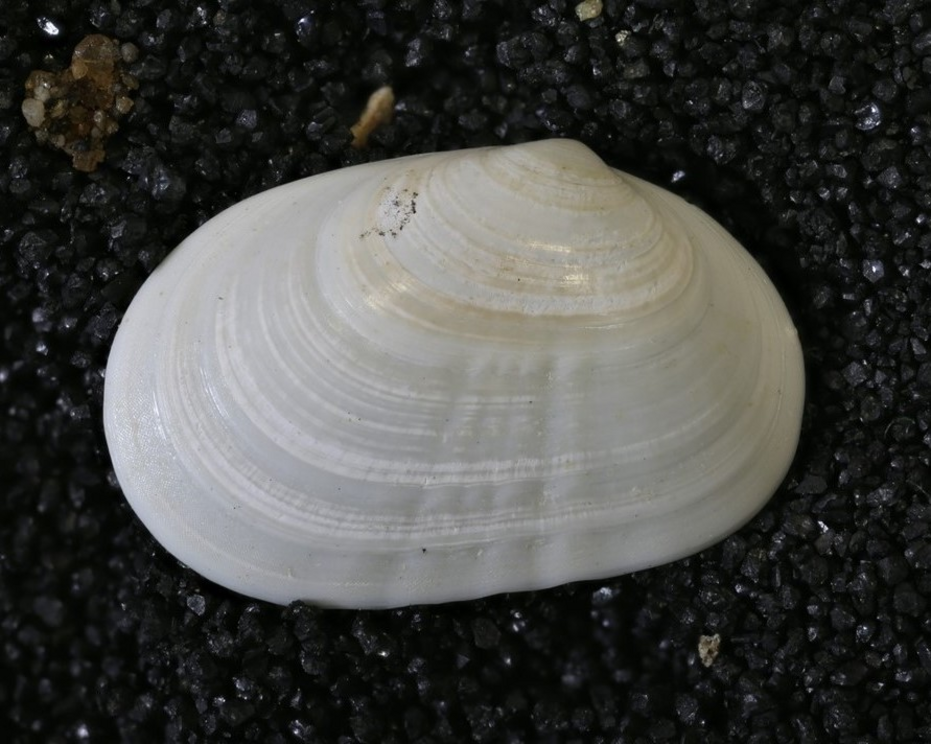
350, 86, 395, 149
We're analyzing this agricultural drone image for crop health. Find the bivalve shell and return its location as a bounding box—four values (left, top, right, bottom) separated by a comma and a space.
103, 139, 805, 608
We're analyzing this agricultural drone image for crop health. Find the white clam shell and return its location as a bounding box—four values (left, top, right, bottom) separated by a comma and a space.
103, 139, 804, 608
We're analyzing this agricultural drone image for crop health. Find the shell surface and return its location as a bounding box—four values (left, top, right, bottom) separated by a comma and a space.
103, 140, 805, 608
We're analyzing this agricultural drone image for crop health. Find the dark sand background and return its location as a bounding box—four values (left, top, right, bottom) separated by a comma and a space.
2, 1, 930, 741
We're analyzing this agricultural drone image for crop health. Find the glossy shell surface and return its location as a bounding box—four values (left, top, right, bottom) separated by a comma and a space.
103, 140, 805, 608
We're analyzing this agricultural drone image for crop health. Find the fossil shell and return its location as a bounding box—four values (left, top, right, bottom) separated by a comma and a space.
103, 139, 804, 608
